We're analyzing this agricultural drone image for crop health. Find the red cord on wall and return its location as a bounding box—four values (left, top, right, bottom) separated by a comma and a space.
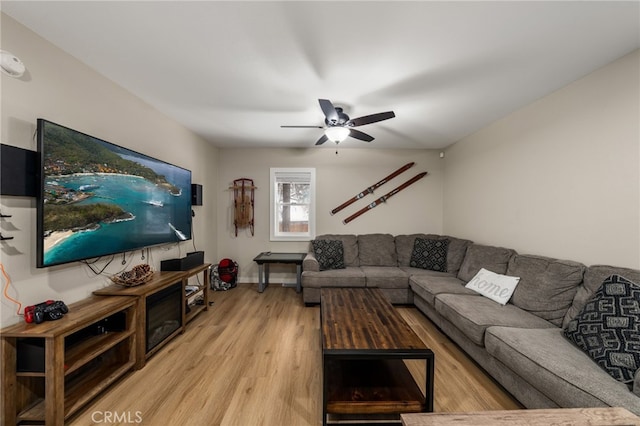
1, 263, 22, 316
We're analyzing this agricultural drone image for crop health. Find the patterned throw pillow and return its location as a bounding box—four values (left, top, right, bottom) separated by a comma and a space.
564, 274, 640, 385
312, 239, 345, 271
409, 238, 449, 272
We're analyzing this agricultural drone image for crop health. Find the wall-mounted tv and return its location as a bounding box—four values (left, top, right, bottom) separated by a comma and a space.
36, 119, 192, 268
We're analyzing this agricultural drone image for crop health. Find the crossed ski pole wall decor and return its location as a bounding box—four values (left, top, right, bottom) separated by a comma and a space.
331, 162, 428, 224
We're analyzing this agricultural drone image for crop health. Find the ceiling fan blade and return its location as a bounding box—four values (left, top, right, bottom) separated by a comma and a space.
348, 111, 395, 127
318, 99, 339, 124
348, 129, 375, 142
315, 134, 329, 145
281, 125, 324, 128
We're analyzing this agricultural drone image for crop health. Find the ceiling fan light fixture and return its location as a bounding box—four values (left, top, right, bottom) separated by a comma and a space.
325, 126, 350, 143
282, 98, 394, 146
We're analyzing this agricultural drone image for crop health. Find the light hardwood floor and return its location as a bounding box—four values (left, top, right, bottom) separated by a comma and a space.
69, 284, 521, 425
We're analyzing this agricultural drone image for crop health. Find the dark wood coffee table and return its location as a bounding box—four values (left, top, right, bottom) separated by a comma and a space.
321, 288, 434, 425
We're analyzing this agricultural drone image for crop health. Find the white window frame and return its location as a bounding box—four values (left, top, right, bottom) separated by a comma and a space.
270, 167, 316, 241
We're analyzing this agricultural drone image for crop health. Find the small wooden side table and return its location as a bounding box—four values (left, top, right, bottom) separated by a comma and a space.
252, 252, 306, 293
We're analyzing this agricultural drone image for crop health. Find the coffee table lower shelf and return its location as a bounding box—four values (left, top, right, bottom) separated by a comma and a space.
324, 358, 427, 425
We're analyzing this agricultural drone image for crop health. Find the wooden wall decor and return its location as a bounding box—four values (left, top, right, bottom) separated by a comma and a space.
231, 178, 256, 236
343, 172, 428, 224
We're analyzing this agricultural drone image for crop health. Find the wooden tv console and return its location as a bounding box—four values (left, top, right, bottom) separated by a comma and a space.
94, 263, 211, 369
1, 263, 210, 425
1, 295, 137, 426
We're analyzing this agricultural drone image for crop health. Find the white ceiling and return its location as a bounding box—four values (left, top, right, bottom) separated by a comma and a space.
2, 1, 639, 149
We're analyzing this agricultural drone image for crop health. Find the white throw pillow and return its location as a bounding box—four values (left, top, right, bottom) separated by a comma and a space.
465, 268, 520, 305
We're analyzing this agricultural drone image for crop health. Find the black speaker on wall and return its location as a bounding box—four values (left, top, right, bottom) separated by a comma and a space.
191, 184, 202, 206
1, 144, 38, 197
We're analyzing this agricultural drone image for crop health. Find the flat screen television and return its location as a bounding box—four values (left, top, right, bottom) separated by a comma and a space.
36, 119, 192, 268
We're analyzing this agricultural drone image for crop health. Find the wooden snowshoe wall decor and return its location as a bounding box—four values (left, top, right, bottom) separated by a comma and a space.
230, 178, 256, 236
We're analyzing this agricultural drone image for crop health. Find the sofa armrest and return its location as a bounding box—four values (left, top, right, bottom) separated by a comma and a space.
634, 368, 640, 397
303, 252, 320, 272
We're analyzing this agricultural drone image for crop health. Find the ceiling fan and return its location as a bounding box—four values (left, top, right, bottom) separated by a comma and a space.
281, 99, 395, 145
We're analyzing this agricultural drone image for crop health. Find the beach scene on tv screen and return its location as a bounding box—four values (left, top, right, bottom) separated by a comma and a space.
41, 122, 191, 266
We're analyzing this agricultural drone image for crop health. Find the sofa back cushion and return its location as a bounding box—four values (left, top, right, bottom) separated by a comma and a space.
507, 254, 585, 326
441, 235, 473, 276
314, 234, 359, 267
358, 233, 397, 266
457, 244, 516, 282
395, 234, 429, 266
563, 265, 640, 328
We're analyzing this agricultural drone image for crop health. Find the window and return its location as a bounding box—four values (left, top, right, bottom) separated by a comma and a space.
270, 168, 315, 241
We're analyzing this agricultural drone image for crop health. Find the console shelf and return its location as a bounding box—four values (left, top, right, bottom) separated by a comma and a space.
65, 330, 135, 375
185, 285, 206, 324
64, 358, 135, 417
325, 359, 425, 415
1, 295, 137, 426
17, 359, 136, 423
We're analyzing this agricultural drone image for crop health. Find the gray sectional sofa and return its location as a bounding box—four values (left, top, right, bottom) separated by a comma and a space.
301, 233, 640, 415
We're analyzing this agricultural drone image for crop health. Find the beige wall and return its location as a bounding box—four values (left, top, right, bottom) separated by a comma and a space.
217, 148, 443, 283
443, 50, 640, 268
0, 14, 218, 326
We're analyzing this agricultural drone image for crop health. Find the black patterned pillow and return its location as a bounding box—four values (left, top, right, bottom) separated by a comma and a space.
312, 239, 345, 271
564, 274, 640, 385
409, 238, 449, 272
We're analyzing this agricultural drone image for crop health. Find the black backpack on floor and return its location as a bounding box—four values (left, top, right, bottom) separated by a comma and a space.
210, 258, 238, 291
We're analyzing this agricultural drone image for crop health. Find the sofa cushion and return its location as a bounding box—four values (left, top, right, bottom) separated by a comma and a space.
465, 268, 520, 306
564, 265, 640, 328
507, 254, 585, 326
314, 234, 359, 266
400, 266, 456, 278
311, 239, 345, 271
395, 234, 430, 267
457, 244, 516, 282
485, 326, 640, 413
434, 293, 555, 346
410, 274, 477, 306
564, 274, 640, 386
301, 267, 366, 288
358, 233, 397, 266
360, 266, 409, 289
441, 235, 473, 275
410, 238, 449, 271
